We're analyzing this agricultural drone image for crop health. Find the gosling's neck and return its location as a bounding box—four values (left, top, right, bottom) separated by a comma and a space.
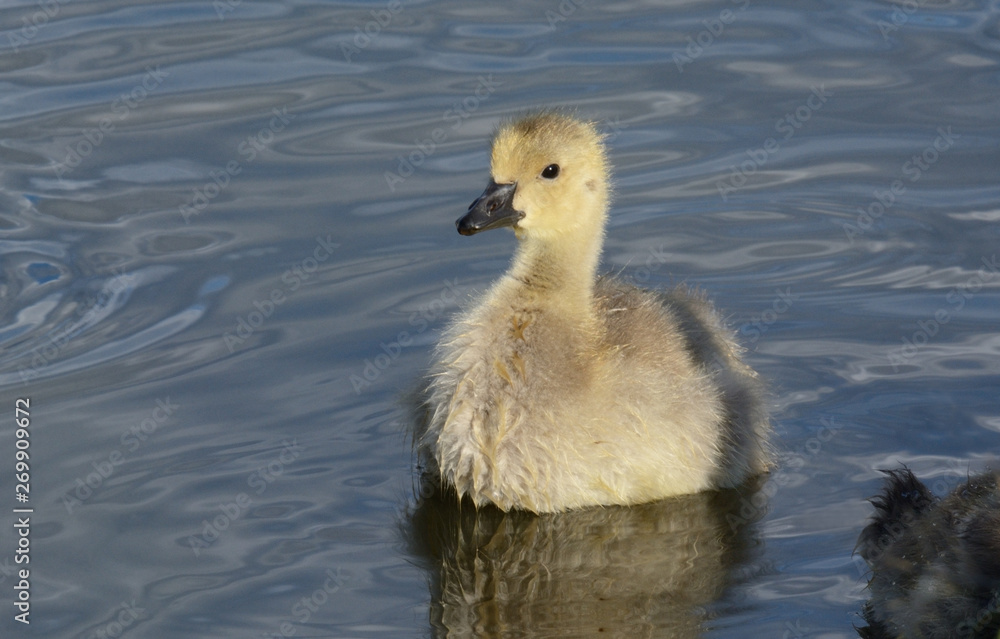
503, 223, 605, 313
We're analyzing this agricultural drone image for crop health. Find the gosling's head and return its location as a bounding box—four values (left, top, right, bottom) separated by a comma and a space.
457, 112, 610, 241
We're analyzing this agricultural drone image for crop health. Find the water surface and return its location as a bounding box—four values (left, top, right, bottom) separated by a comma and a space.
1, 0, 999, 637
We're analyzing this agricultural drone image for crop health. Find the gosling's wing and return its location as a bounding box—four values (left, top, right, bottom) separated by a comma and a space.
593, 275, 772, 481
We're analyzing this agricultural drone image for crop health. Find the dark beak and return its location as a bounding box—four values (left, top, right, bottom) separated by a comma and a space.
456, 180, 524, 236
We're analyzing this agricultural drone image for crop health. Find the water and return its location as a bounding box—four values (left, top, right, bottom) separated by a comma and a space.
1, 0, 998, 637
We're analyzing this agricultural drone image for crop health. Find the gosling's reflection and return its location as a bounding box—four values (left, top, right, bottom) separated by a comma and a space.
407, 480, 765, 638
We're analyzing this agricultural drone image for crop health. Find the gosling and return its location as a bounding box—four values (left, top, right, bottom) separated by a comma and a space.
421, 111, 771, 513
856, 467, 1000, 639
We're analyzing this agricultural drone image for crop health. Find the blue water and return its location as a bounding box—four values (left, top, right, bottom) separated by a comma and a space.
1, 1, 999, 637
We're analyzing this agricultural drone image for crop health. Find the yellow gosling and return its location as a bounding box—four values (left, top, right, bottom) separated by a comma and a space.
421, 111, 771, 513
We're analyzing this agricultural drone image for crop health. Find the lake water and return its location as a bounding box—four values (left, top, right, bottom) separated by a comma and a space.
2, 0, 999, 637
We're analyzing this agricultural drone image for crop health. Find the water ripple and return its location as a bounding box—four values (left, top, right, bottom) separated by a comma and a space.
2, 0, 998, 637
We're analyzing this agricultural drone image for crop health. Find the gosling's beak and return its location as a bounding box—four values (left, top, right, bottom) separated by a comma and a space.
456, 180, 524, 236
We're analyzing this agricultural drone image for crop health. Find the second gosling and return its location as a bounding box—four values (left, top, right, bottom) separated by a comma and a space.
421, 112, 771, 513
856, 467, 1000, 639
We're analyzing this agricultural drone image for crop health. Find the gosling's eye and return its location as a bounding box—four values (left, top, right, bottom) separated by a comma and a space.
540, 164, 560, 179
